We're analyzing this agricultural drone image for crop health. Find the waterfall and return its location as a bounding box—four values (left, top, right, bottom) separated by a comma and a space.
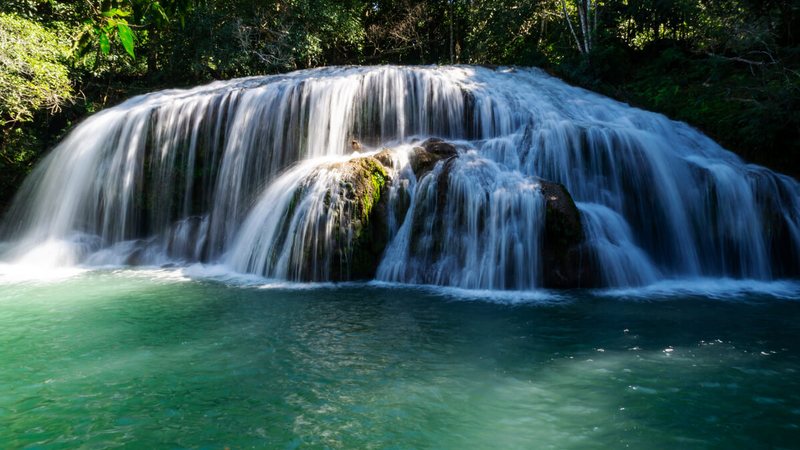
1, 65, 798, 288
376, 150, 546, 290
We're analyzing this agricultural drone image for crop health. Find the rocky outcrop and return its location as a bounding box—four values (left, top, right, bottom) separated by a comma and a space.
292, 139, 457, 281
302, 139, 593, 289
409, 138, 592, 288
372, 148, 394, 168
750, 171, 800, 278
538, 180, 597, 288
312, 156, 390, 281
409, 138, 457, 179
339, 157, 391, 280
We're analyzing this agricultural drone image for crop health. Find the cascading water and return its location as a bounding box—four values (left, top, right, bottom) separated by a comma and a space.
377, 150, 547, 290
1, 65, 798, 289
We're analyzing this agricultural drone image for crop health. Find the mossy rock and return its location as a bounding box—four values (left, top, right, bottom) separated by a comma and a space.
316, 156, 391, 281
293, 141, 595, 288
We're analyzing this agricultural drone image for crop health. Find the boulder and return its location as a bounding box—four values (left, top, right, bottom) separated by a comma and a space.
538, 180, 597, 288
373, 148, 394, 168
409, 138, 457, 179
313, 156, 390, 281
297, 140, 595, 288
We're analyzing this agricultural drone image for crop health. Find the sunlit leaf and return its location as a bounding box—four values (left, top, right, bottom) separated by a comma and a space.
102, 8, 130, 18
117, 22, 135, 58
99, 31, 110, 55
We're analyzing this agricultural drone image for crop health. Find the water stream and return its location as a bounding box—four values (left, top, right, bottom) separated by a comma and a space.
1, 65, 798, 287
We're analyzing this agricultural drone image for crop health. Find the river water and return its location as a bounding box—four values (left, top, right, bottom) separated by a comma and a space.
2, 268, 798, 448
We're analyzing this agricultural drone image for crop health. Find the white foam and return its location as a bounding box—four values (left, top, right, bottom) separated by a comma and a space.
165, 263, 347, 289
0, 262, 88, 284
367, 280, 566, 305
2, 263, 797, 304
596, 278, 800, 300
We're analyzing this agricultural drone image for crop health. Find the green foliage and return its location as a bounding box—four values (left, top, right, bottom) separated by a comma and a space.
461, 0, 550, 65
0, 13, 72, 125
614, 44, 800, 173
136, 0, 367, 81
75, 3, 149, 61
114, 16, 136, 58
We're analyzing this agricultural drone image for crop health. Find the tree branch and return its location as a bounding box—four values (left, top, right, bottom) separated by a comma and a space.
560, 0, 584, 53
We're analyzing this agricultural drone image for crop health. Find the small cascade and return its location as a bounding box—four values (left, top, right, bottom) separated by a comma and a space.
377, 151, 547, 290
226, 155, 388, 281
578, 202, 660, 287
0, 65, 798, 288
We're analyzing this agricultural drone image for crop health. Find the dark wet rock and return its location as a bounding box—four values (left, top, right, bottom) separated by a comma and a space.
409, 138, 458, 179
538, 180, 598, 288
420, 138, 458, 156
750, 171, 800, 278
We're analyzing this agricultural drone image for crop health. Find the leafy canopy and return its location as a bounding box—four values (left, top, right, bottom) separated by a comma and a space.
0, 13, 72, 125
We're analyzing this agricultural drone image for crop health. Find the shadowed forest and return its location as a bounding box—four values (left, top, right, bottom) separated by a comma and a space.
2, 0, 798, 210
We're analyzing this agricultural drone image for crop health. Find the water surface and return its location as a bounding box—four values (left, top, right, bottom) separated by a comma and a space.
2, 270, 799, 448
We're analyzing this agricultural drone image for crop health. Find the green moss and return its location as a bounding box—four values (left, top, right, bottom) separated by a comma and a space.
360, 159, 387, 221
342, 156, 389, 280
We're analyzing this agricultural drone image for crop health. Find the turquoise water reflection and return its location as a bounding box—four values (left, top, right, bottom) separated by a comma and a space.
1, 270, 799, 448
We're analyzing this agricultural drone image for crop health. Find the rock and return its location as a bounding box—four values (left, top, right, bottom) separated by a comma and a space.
298, 139, 595, 288
751, 171, 800, 278
378, 138, 594, 289
538, 179, 597, 288
312, 156, 390, 281
420, 137, 458, 156
373, 148, 394, 168
409, 138, 457, 179
315, 140, 458, 281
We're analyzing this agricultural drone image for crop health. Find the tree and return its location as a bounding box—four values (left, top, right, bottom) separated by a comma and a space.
0, 13, 72, 125
560, 0, 598, 55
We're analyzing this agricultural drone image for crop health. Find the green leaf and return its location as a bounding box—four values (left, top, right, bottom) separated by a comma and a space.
102, 8, 130, 18
99, 31, 110, 55
117, 22, 135, 58
152, 2, 169, 21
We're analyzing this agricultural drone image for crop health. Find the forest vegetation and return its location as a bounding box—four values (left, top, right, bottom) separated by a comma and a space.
1, 0, 798, 210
